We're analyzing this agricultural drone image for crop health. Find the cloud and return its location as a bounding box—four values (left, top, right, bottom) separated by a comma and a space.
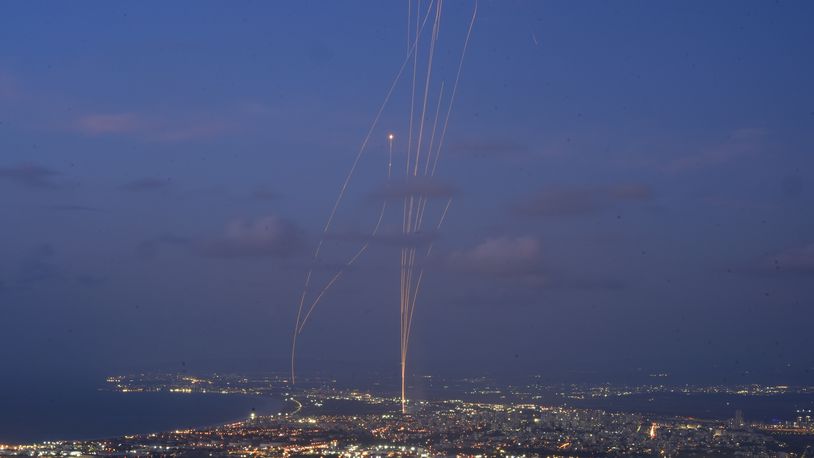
199, 216, 304, 258
74, 113, 142, 135
326, 230, 437, 248
448, 139, 529, 158
3, 243, 108, 292
607, 184, 652, 200
137, 216, 304, 259
668, 128, 766, 171
121, 177, 173, 192
447, 236, 626, 296
515, 184, 652, 217
449, 236, 542, 276
449, 273, 625, 309
150, 121, 230, 142
71, 112, 232, 142
0, 163, 62, 189
137, 234, 193, 258
766, 244, 814, 275
372, 177, 456, 201
1, 69, 248, 143
16, 243, 60, 285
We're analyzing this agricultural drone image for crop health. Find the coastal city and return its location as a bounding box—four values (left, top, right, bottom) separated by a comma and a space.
4, 1, 814, 456
1, 373, 812, 457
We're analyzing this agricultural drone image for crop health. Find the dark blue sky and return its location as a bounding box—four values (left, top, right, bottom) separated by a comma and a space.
1, 1, 813, 381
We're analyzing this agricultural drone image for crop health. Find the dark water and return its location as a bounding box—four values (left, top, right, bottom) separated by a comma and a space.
0, 381, 281, 444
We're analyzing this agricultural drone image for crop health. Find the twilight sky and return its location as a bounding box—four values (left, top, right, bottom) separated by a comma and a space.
1, 1, 813, 381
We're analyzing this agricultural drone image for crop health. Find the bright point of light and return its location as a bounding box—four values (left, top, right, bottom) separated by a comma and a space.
388, 133, 395, 140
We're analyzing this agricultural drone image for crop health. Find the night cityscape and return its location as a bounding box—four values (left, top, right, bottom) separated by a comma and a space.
2, 1, 814, 457
2, 373, 814, 456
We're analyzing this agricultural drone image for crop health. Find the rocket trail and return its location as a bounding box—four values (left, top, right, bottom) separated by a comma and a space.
297, 136, 395, 335
289, 1, 477, 418
291, 0, 439, 385
399, 0, 477, 414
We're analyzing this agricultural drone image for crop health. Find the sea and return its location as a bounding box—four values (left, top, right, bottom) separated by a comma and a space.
3, 370, 813, 445
0, 376, 281, 444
